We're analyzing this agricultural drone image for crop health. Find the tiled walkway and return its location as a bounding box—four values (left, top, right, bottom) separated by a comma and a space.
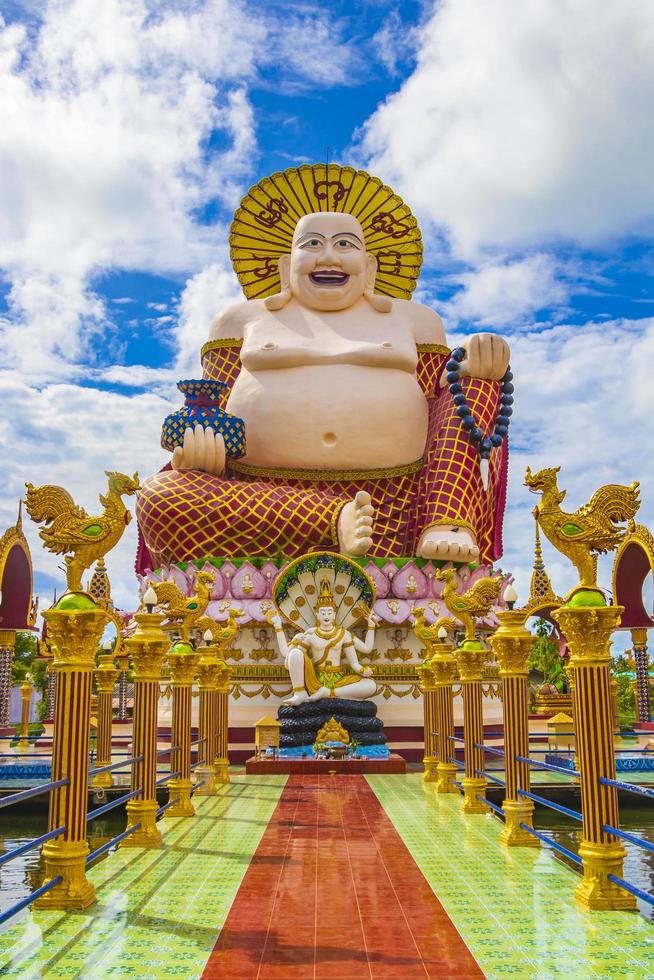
370, 774, 654, 978
2, 773, 654, 978
203, 774, 481, 979
0, 776, 286, 977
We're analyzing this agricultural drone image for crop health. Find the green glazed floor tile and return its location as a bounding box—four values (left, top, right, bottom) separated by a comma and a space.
0, 775, 286, 979
367, 773, 654, 980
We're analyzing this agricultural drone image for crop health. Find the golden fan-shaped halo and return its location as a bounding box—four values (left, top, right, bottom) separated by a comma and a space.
229, 164, 423, 301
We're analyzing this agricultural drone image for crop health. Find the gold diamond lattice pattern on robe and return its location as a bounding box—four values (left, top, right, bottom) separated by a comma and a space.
230, 163, 423, 301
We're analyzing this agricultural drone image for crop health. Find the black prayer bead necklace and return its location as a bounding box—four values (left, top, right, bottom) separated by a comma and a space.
446, 347, 513, 462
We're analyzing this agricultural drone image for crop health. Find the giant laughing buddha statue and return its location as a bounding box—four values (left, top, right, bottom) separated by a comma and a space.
136, 165, 512, 573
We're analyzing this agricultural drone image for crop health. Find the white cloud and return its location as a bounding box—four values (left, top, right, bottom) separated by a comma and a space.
0, 373, 174, 610
443, 253, 568, 328
358, 0, 654, 258
174, 260, 242, 374
0, 1, 364, 383
498, 316, 654, 623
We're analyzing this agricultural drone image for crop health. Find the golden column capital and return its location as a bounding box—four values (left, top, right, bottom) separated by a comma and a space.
417, 662, 435, 692
553, 602, 622, 667
490, 610, 533, 677
196, 645, 223, 689
95, 653, 119, 693
215, 660, 232, 694
125, 612, 169, 679
0, 628, 17, 647
44, 601, 109, 669
631, 627, 648, 648
454, 641, 487, 683
167, 641, 200, 684
430, 656, 457, 686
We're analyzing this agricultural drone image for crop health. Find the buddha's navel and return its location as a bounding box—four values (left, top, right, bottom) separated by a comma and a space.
381, 341, 393, 349
322, 432, 337, 447
261, 341, 277, 350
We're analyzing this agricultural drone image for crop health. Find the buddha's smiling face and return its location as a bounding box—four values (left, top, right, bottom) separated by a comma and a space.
284, 212, 375, 311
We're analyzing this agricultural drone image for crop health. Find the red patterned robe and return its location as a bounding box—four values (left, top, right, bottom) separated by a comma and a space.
136, 340, 508, 573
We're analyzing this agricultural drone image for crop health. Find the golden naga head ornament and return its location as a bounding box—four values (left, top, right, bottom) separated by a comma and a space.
229, 163, 423, 303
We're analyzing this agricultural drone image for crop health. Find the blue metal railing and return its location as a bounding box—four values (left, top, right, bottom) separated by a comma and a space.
604, 824, 654, 855
87, 788, 142, 822
0, 826, 65, 868
0, 876, 64, 926
516, 754, 580, 778
86, 823, 142, 864
446, 756, 464, 769
479, 795, 504, 817
156, 770, 181, 786
517, 788, 583, 822
599, 776, 654, 800
474, 743, 505, 758
519, 823, 583, 864
0, 778, 69, 809
156, 798, 180, 817
88, 755, 143, 777
608, 874, 654, 908
476, 769, 505, 787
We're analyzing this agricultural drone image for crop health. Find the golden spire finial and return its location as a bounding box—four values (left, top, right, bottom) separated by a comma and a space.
528, 511, 557, 608
16, 498, 22, 531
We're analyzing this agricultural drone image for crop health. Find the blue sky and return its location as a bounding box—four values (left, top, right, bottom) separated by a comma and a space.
1, 0, 654, 635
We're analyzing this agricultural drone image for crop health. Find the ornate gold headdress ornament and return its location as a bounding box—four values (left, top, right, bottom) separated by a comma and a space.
317, 578, 337, 609
230, 163, 423, 301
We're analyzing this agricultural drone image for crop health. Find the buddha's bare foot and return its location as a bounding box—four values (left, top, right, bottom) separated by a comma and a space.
417, 525, 480, 562
338, 491, 374, 556
308, 687, 330, 702
283, 691, 309, 706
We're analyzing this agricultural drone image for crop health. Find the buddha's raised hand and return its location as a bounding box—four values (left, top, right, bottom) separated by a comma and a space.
459, 333, 510, 382
171, 424, 226, 476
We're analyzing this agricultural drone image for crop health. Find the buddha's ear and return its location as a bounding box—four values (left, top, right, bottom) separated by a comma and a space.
365, 251, 377, 291
363, 254, 391, 313
264, 254, 291, 311
278, 253, 291, 290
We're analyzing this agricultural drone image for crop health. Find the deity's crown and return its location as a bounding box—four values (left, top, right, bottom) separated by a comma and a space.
230, 163, 423, 303
317, 579, 336, 609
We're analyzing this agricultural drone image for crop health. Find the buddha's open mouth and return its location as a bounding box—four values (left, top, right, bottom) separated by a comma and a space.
309, 271, 349, 286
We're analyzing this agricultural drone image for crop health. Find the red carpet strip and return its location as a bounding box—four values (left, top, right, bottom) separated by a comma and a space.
202, 775, 483, 979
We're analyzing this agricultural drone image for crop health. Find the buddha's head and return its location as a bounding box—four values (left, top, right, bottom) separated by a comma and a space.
269, 212, 390, 313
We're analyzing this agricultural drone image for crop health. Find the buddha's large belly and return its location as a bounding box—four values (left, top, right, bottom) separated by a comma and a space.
226, 365, 428, 470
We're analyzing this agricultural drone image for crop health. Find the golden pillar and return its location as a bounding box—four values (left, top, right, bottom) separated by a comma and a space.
455, 641, 489, 813
195, 643, 221, 795
631, 628, 651, 723
35, 594, 108, 909
215, 660, 232, 783
431, 639, 459, 793
121, 612, 168, 847
417, 661, 438, 782
18, 679, 32, 750
490, 611, 539, 847
92, 652, 118, 789
0, 629, 16, 729
553, 599, 636, 910
166, 641, 199, 816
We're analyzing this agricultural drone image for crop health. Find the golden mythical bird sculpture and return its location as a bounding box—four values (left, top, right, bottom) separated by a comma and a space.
435, 568, 503, 642
25, 471, 140, 592
196, 608, 243, 654
411, 606, 457, 653
524, 465, 640, 588
147, 570, 215, 640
